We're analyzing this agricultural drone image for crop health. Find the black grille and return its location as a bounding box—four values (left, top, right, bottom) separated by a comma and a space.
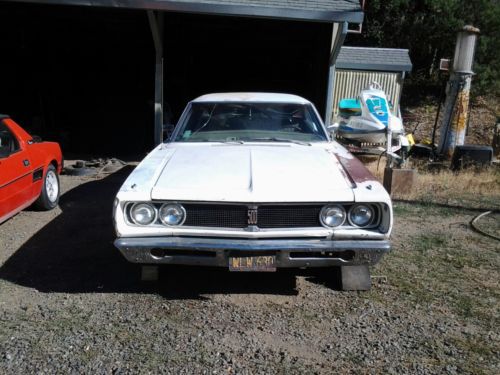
183, 204, 248, 228
257, 205, 322, 228
182, 204, 322, 228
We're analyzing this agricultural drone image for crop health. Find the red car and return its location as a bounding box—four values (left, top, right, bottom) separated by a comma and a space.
0, 115, 63, 224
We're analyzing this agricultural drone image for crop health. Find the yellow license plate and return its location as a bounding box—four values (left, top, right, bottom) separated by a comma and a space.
229, 256, 276, 272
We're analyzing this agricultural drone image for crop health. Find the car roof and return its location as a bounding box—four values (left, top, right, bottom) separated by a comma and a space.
192, 93, 311, 105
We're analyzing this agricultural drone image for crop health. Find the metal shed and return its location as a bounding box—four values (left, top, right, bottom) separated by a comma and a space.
331, 47, 412, 119
0, 0, 363, 155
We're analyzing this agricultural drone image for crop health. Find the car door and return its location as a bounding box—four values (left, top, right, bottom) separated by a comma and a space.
0, 120, 33, 221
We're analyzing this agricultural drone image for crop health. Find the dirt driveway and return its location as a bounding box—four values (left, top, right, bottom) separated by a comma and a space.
0, 168, 498, 373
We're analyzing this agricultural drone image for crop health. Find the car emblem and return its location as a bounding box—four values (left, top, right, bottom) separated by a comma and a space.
247, 209, 258, 225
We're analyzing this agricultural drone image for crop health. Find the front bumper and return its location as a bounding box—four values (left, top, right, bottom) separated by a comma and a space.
114, 237, 390, 268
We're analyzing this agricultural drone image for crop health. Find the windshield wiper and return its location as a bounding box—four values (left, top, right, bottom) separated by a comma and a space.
246, 137, 311, 146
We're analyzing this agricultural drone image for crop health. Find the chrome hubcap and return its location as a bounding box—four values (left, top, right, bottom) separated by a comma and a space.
45, 170, 59, 202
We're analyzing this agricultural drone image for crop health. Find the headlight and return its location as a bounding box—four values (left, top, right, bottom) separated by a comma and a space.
320, 205, 346, 228
159, 203, 186, 226
349, 204, 374, 227
130, 203, 157, 225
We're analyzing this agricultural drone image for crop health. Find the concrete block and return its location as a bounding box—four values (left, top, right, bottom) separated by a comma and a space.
340, 265, 371, 291
383, 167, 416, 195
141, 265, 159, 282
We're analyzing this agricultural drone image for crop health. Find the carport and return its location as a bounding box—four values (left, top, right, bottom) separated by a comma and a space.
0, 0, 363, 156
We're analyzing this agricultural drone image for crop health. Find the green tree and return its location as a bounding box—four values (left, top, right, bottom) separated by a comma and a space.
348, 0, 500, 96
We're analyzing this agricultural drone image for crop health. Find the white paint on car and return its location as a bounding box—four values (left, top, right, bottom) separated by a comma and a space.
114, 93, 393, 241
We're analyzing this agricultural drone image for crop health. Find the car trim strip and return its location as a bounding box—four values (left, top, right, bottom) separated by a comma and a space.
0, 170, 33, 190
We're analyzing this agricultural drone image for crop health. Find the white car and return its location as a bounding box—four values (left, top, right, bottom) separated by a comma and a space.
113, 93, 393, 290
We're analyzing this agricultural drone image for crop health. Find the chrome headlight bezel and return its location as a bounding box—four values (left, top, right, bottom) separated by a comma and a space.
348, 204, 376, 228
129, 202, 157, 226
319, 204, 346, 228
159, 203, 186, 226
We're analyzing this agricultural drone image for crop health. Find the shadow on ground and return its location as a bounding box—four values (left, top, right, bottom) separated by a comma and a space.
0, 167, 340, 297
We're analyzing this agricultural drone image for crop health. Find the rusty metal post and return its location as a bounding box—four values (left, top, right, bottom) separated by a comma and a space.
437, 26, 479, 158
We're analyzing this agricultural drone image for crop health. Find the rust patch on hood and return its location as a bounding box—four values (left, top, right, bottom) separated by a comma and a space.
336, 155, 375, 185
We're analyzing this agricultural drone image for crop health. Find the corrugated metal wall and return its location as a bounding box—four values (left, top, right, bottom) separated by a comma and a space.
332, 70, 403, 118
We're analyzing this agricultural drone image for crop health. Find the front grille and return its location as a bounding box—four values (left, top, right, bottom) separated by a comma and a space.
182, 204, 322, 229
258, 206, 322, 228
183, 204, 248, 228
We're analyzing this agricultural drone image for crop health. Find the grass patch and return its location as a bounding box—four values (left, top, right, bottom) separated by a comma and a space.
412, 233, 449, 253
393, 201, 474, 220
443, 252, 469, 269
451, 294, 475, 319
393, 204, 415, 216
366, 162, 500, 210
392, 277, 435, 304
450, 335, 497, 373
380, 219, 499, 324
473, 212, 500, 239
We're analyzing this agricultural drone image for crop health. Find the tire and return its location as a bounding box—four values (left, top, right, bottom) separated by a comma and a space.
34, 164, 60, 210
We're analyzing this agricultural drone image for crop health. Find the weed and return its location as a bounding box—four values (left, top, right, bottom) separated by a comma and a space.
393, 204, 415, 216
412, 233, 448, 253
452, 294, 475, 318
451, 335, 495, 360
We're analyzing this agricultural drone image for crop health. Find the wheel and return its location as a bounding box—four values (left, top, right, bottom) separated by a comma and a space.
340, 265, 372, 291
34, 164, 60, 210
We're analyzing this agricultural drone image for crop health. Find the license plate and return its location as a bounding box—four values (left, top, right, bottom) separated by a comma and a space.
229, 256, 276, 272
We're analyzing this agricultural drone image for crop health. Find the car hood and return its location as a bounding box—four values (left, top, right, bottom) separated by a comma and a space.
149, 144, 355, 203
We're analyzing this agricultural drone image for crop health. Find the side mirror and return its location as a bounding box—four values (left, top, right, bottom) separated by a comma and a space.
163, 124, 175, 141
0, 147, 10, 159
326, 123, 338, 137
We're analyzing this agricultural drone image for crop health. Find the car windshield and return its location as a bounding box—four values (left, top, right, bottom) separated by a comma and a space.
173, 102, 328, 143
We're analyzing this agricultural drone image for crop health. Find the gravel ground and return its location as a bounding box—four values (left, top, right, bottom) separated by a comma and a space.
0, 167, 499, 374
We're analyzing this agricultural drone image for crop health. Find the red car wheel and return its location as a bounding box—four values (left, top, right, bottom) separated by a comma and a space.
34, 164, 60, 210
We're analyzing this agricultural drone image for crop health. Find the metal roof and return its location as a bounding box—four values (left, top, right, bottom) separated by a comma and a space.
336, 47, 412, 72
4, 0, 364, 23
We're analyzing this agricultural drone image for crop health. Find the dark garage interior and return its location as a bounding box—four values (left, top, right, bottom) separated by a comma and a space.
0, 2, 332, 157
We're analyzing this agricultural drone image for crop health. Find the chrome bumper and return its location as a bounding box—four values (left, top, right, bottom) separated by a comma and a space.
114, 237, 390, 268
